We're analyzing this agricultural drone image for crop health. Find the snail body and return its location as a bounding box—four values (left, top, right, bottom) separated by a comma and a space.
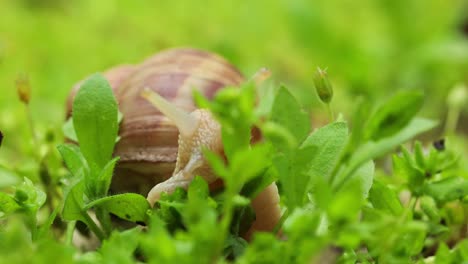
67, 48, 280, 239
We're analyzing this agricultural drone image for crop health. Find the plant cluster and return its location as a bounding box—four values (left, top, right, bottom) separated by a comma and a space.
0, 72, 467, 263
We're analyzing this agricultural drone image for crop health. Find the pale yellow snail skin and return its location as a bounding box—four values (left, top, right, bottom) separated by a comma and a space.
141, 89, 222, 205
68, 48, 281, 239
141, 73, 281, 239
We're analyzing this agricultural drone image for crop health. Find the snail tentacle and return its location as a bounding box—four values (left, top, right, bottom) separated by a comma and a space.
141, 88, 198, 138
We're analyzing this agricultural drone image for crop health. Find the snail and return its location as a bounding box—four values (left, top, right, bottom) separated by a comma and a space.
67, 48, 281, 239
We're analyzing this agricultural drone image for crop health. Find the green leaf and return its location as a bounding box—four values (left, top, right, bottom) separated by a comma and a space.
99, 228, 141, 263
301, 121, 348, 181
397, 222, 427, 256
224, 234, 248, 259
368, 180, 403, 216
269, 86, 310, 151
72, 73, 119, 171
423, 177, 468, 203
96, 156, 120, 196
392, 150, 425, 195
62, 118, 78, 142
57, 144, 88, 179
0, 192, 20, 217
85, 193, 150, 224
344, 160, 375, 199
420, 196, 441, 223
62, 181, 86, 222
276, 145, 317, 210
240, 167, 276, 199
435, 243, 453, 264
15, 177, 46, 210
64, 112, 123, 143
366, 90, 424, 140
337, 118, 437, 190
187, 176, 210, 201
229, 144, 272, 189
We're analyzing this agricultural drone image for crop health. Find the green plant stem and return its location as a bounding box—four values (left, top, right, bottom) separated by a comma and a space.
82, 211, 106, 241
96, 208, 112, 237
25, 105, 39, 147
273, 208, 289, 234
66, 221, 76, 246
326, 103, 334, 122
444, 106, 460, 136
214, 188, 238, 259
25, 105, 58, 213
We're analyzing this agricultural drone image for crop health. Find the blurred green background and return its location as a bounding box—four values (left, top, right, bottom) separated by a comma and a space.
1, 0, 468, 171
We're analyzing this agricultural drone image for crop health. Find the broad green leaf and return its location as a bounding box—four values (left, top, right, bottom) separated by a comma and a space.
57, 144, 88, 179
366, 90, 424, 140
276, 146, 317, 210
269, 86, 310, 151
85, 193, 150, 224
96, 156, 120, 196
423, 177, 468, 203
301, 121, 348, 181
64, 112, 123, 143
62, 181, 86, 222
368, 180, 403, 216
72, 73, 119, 170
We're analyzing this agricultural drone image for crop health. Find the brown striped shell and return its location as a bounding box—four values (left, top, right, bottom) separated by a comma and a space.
67, 48, 243, 193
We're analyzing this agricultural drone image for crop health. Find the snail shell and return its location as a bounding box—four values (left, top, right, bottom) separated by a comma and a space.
68, 48, 243, 193
67, 48, 280, 239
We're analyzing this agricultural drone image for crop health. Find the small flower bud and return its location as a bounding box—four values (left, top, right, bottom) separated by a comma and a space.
313, 67, 333, 104
14, 189, 29, 203
15, 73, 31, 104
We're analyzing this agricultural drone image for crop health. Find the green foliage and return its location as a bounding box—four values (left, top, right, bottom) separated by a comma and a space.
72, 73, 118, 178
58, 75, 149, 241
0, 13, 467, 261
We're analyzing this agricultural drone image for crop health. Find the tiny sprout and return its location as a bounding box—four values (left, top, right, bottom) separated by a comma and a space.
313, 67, 333, 104
15, 73, 31, 104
